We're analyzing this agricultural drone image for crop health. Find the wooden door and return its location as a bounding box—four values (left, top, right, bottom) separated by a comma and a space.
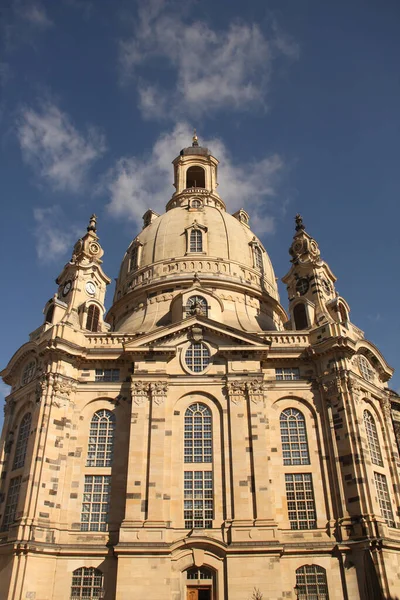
187, 589, 198, 600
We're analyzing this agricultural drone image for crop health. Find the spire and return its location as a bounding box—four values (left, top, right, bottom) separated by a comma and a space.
192, 129, 199, 147
87, 213, 97, 233
289, 214, 321, 265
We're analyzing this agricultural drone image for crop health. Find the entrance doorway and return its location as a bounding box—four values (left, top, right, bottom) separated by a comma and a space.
187, 587, 212, 600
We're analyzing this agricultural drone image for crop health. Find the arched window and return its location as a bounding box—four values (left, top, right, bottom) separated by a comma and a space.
280, 408, 310, 465
186, 166, 205, 188
338, 303, 347, 322
184, 403, 212, 463
13, 413, 32, 470
293, 303, 308, 330
86, 305, 100, 332
364, 410, 383, 466
190, 198, 203, 209
295, 565, 329, 599
185, 343, 210, 373
358, 355, 374, 382
190, 229, 203, 252
254, 245, 263, 270
45, 304, 54, 324
21, 360, 36, 385
70, 567, 104, 599
86, 410, 116, 467
186, 295, 208, 317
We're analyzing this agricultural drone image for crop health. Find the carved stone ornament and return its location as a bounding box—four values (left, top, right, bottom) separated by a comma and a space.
226, 381, 246, 404
380, 395, 392, 422
131, 381, 150, 405
322, 377, 342, 398
246, 379, 267, 404
150, 382, 169, 405
346, 375, 362, 404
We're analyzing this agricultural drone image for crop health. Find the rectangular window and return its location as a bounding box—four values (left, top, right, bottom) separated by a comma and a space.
80, 475, 111, 532
95, 369, 120, 382
184, 471, 213, 529
276, 368, 300, 381
285, 473, 316, 530
2, 476, 22, 530
374, 472, 395, 527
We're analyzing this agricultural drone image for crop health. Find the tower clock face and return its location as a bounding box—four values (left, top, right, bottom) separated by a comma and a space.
85, 281, 96, 296
296, 278, 309, 295
62, 280, 72, 297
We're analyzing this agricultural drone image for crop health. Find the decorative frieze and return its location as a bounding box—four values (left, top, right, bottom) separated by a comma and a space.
246, 379, 267, 404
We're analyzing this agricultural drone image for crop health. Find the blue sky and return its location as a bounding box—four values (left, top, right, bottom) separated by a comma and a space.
1, 0, 399, 422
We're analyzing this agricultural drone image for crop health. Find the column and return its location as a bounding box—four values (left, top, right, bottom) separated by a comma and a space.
226, 381, 253, 523
146, 381, 169, 525
122, 380, 150, 526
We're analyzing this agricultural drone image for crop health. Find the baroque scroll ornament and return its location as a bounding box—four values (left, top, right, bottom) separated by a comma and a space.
150, 381, 169, 405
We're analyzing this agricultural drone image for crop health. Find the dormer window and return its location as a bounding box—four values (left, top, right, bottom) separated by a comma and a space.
186, 296, 208, 317
254, 246, 263, 270
190, 229, 203, 252
130, 246, 138, 272
186, 166, 205, 189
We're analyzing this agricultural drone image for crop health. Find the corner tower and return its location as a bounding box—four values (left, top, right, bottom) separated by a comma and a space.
282, 214, 350, 331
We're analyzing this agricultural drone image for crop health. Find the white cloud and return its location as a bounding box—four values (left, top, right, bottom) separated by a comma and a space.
120, 3, 298, 119
14, 1, 53, 29
16, 102, 106, 192
33, 205, 79, 263
104, 123, 283, 235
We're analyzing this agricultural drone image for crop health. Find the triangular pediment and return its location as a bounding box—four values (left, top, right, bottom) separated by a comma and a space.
123, 316, 270, 352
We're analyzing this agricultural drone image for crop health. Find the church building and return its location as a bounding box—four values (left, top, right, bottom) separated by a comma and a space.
1, 134, 400, 599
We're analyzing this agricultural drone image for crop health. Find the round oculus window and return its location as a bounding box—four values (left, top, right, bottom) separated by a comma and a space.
296, 278, 309, 295
185, 342, 210, 373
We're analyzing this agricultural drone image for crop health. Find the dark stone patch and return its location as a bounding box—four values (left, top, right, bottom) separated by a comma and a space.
70, 493, 78, 499
174, 410, 180, 415
49, 490, 57, 496
271, 448, 278, 452
348, 496, 360, 503
239, 481, 248, 487
149, 482, 156, 487
165, 430, 172, 436
163, 494, 170, 500
39, 512, 49, 518
134, 481, 141, 486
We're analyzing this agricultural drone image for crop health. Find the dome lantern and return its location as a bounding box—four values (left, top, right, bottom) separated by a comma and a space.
167, 133, 225, 212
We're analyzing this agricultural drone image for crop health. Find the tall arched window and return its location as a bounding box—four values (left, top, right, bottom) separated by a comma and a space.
364, 410, 383, 466
280, 408, 310, 465
13, 413, 32, 470
338, 303, 347, 323
296, 565, 329, 599
184, 403, 213, 529
86, 410, 116, 467
293, 303, 308, 330
184, 403, 212, 463
70, 567, 104, 599
186, 166, 205, 188
190, 228, 203, 252
86, 305, 100, 332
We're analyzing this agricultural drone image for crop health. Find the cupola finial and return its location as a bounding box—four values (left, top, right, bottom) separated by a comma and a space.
192, 129, 199, 147
87, 214, 97, 233
295, 213, 305, 232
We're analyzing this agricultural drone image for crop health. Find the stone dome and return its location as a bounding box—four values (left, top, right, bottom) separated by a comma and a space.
107, 142, 286, 333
